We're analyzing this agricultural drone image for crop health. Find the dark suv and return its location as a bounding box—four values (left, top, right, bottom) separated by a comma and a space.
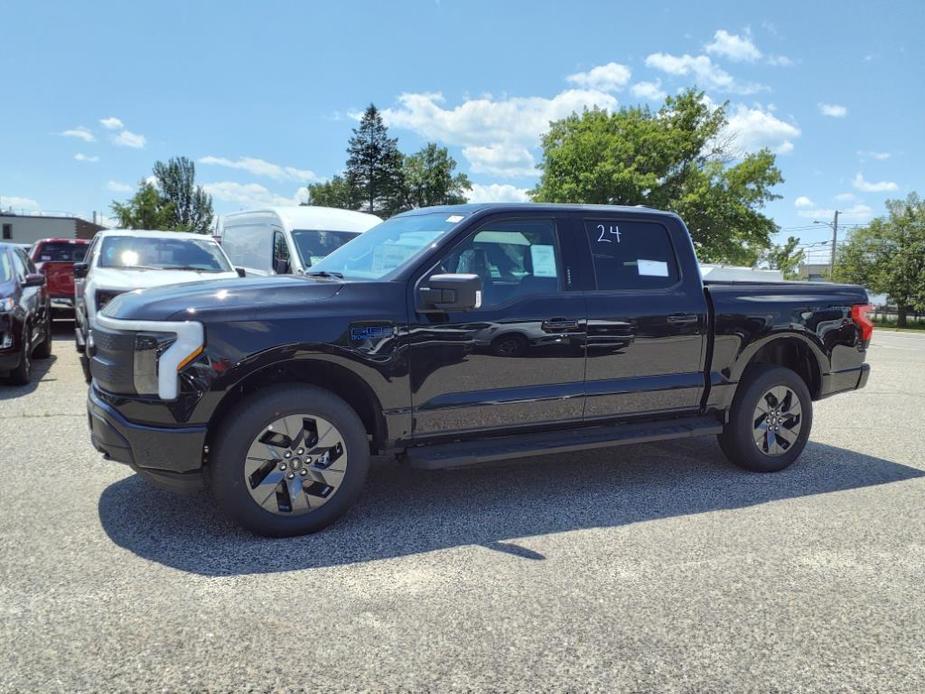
0, 243, 52, 384
86, 204, 872, 536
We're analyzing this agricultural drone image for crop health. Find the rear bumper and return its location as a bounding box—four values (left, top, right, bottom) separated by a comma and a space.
50, 297, 74, 311
820, 363, 870, 399
87, 387, 206, 493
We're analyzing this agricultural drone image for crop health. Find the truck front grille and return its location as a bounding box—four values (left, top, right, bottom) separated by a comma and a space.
89, 327, 136, 394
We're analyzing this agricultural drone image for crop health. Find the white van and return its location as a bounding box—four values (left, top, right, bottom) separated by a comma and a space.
219, 206, 380, 276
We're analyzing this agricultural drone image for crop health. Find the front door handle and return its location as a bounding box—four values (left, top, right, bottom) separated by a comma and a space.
542, 317, 580, 331
666, 313, 699, 325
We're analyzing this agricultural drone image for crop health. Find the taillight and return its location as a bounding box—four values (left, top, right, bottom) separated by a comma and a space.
851, 303, 874, 346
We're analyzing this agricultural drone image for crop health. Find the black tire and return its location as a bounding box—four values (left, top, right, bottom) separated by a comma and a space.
79, 353, 92, 384
717, 364, 813, 472
210, 384, 370, 537
8, 325, 32, 385
33, 313, 53, 359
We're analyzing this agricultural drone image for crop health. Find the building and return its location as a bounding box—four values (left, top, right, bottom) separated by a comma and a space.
797, 263, 830, 282
0, 212, 106, 245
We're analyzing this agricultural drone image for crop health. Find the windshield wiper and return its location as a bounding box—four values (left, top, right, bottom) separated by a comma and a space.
306, 270, 344, 279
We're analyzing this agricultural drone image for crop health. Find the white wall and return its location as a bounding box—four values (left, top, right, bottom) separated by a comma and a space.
0, 216, 77, 245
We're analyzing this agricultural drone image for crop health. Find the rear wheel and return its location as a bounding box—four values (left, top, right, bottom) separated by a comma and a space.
8, 325, 32, 385
210, 384, 370, 537
718, 364, 812, 472
33, 313, 52, 359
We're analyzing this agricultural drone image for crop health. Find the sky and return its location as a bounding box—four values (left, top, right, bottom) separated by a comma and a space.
2, 0, 923, 260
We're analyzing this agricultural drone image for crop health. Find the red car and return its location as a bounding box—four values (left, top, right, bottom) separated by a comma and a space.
29, 238, 90, 317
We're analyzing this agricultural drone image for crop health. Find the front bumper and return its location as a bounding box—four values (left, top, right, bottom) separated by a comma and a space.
87, 386, 206, 493
820, 363, 870, 399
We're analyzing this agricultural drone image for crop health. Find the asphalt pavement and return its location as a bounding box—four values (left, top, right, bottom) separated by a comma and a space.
1, 323, 923, 692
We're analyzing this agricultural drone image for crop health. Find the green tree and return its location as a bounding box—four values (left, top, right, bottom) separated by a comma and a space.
835, 193, 925, 327
346, 104, 405, 216
532, 89, 783, 263
152, 156, 214, 233
761, 235, 805, 279
303, 175, 362, 210
110, 181, 175, 230
401, 143, 471, 210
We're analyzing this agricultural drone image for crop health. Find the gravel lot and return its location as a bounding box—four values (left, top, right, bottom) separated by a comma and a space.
1, 323, 923, 692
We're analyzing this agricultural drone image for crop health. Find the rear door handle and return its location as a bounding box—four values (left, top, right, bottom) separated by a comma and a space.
666, 313, 699, 325
542, 317, 581, 331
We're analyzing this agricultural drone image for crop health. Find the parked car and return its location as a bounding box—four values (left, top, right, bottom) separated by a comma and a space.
0, 242, 52, 384
86, 204, 873, 537
219, 206, 379, 277
73, 230, 241, 379
29, 237, 90, 317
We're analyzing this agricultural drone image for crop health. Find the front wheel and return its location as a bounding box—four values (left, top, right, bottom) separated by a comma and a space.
8, 325, 32, 385
209, 384, 370, 537
718, 364, 813, 473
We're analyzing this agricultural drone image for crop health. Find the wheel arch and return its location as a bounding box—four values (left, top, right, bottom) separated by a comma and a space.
736, 334, 824, 399
204, 357, 388, 458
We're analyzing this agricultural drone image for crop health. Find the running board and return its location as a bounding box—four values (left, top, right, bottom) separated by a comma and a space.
406, 415, 723, 470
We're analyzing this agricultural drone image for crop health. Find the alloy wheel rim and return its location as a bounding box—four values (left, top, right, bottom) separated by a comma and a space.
753, 385, 802, 456
244, 414, 348, 516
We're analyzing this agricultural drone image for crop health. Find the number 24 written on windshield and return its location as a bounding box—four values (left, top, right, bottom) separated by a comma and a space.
596, 224, 621, 243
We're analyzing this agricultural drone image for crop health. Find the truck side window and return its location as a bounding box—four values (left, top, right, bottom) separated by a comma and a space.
273, 231, 291, 274
584, 220, 679, 290
436, 219, 561, 308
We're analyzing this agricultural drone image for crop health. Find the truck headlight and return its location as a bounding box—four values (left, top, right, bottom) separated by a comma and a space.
132, 329, 204, 396
133, 332, 178, 395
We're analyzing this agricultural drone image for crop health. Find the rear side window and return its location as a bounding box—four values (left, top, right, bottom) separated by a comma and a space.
584, 220, 679, 290
34, 242, 88, 262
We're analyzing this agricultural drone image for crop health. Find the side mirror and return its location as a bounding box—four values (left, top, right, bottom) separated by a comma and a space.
73, 262, 89, 279
273, 258, 291, 275
23, 273, 46, 288
418, 273, 482, 313
235, 267, 246, 278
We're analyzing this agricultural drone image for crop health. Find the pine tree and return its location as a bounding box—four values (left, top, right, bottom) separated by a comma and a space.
345, 105, 405, 216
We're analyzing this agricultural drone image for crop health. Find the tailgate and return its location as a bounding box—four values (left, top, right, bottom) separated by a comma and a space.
40, 261, 76, 296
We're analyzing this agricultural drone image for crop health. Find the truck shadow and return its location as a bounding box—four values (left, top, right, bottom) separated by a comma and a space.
98, 437, 923, 576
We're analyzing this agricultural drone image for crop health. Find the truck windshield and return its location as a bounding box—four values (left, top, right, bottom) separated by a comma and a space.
308, 212, 465, 280
99, 236, 232, 272
291, 229, 360, 268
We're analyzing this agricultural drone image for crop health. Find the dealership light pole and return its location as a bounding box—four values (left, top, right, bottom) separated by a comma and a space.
814, 210, 840, 277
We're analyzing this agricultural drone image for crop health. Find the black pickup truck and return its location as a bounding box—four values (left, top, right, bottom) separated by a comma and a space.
87, 204, 872, 536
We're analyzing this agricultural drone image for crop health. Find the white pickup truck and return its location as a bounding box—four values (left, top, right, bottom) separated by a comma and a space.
74, 229, 240, 379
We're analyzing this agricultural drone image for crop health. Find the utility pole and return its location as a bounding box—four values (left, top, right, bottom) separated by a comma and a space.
829, 209, 839, 277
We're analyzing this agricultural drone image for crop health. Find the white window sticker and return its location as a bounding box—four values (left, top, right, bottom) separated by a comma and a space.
446, 215, 464, 223
637, 259, 669, 277
530, 244, 557, 277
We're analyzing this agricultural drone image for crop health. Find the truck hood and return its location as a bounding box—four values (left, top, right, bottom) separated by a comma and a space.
102, 275, 344, 322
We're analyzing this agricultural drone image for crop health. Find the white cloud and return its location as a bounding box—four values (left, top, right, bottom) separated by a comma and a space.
630, 80, 667, 101
99, 116, 124, 130
383, 89, 617, 177
74, 153, 99, 162
107, 180, 133, 193
466, 183, 532, 204
853, 172, 897, 192
835, 192, 857, 202
112, 129, 146, 148
705, 29, 762, 62
1, 195, 41, 212
818, 103, 847, 118
198, 156, 318, 182
794, 196, 814, 208
858, 150, 890, 160
644, 52, 764, 94
566, 62, 631, 92
766, 54, 794, 67
797, 203, 873, 222
203, 181, 309, 208
722, 103, 801, 155
462, 144, 536, 178
61, 126, 95, 142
